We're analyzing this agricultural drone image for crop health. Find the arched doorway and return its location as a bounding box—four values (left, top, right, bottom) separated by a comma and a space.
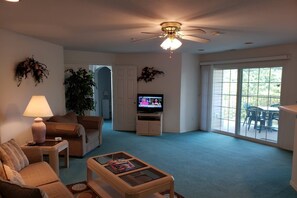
93, 66, 112, 120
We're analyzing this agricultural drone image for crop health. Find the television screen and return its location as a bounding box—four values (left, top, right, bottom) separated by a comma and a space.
137, 94, 163, 113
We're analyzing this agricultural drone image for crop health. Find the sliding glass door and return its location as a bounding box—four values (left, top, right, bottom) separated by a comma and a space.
211, 69, 238, 134
239, 67, 282, 142
211, 66, 282, 143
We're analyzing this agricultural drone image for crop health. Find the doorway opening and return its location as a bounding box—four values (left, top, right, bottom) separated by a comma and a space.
90, 65, 113, 121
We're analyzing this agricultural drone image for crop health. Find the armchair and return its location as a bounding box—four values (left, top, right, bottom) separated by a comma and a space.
45, 112, 103, 157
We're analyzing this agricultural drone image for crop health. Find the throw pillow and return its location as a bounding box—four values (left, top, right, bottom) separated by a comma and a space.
0, 139, 29, 171
0, 147, 15, 171
3, 164, 25, 185
0, 179, 48, 198
0, 160, 7, 180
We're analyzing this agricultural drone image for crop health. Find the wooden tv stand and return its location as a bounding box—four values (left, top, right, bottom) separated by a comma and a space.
136, 112, 163, 136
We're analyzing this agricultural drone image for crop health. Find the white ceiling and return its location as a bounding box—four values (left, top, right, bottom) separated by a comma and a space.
0, 0, 297, 54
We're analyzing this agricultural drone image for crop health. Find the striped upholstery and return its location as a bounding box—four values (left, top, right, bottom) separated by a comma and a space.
0, 139, 29, 171
0, 147, 15, 170
0, 160, 7, 180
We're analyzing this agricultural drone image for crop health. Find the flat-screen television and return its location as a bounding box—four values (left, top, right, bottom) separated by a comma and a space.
137, 94, 163, 113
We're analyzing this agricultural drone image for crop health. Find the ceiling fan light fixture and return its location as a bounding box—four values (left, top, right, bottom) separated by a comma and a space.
160, 37, 182, 50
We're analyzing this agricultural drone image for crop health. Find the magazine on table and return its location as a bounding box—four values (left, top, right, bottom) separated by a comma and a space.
108, 159, 135, 172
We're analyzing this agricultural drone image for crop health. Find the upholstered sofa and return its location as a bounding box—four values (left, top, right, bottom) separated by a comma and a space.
45, 112, 104, 157
0, 139, 73, 198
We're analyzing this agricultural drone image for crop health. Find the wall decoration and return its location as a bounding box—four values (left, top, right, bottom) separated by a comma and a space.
15, 56, 49, 87
137, 67, 165, 83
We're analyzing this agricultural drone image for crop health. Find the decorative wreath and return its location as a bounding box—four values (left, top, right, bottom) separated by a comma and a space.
15, 56, 49, 87
137, 67, 164, 83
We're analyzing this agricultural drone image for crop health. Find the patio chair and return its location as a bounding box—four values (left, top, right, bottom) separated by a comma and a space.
242, 103, 251, 126
270, 104, 279, 121
246, 106, 267, 132
270, 104, 279, 131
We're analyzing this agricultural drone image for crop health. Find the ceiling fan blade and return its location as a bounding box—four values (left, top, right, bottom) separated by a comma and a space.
182, 35, 210, 43
131, 36, 160, 43
141, 32, 166, 38
181, 28, 206, 34
141, 32, 161, 35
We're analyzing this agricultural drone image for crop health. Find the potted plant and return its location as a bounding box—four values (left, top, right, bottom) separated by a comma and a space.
64, 68, 96, 115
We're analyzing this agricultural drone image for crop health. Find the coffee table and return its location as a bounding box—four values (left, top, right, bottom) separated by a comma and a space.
87, 151, 174, 198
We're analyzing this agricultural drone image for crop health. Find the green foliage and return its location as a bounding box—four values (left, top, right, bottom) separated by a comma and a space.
137, 67, 164, 83
15, 57, 49, 87
64, 68, 96, 115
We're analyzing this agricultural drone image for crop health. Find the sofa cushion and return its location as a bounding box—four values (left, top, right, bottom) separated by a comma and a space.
3, 164, 25, 185
0, 178, 48, 198
38, 181, 73, 198
19, 162, 59, 187
0, 139, 29, 171
48, 112, 78, 123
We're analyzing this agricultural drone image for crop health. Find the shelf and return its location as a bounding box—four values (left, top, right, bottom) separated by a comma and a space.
138, 116, 160, 121
136, 113, 163, 136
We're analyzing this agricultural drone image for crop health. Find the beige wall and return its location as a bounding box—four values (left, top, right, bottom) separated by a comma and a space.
64, 51, 184, 132
0, 29, 65, 145
115, 53, 182, 132
200, 43, 297, 150
64, 50, 115, 69
180, 53, 200, 132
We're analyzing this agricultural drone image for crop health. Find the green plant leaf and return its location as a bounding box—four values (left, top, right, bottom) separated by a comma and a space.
64, 68, 96, 115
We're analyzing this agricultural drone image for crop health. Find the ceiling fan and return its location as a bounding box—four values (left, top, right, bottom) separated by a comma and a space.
132, 21, 210, 51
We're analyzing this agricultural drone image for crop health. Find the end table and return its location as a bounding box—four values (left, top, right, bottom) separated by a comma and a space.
22, 139, 69, 176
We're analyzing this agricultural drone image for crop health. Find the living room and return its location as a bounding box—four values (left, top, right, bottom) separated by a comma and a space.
1, 0, 297, 197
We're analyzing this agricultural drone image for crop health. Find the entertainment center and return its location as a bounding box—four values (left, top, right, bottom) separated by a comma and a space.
136, 94, 163, 136
136, 112, 163, 136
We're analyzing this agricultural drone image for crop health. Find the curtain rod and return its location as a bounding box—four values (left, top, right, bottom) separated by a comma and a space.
200, 55, 289, 66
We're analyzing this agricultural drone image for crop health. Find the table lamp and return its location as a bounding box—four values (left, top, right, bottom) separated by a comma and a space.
23, 96, 53, 143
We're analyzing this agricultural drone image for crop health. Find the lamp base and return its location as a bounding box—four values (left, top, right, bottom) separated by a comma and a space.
32, 117, 46, 144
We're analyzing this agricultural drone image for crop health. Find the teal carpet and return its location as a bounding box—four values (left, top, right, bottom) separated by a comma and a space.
60, 121, 297, 198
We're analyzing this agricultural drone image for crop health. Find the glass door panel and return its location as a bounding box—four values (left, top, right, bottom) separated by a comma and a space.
211, 66, 282, 144
239, 67, 282, 143
211, 69, 238, 134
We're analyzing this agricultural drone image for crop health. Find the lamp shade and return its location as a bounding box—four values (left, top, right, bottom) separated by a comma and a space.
160, 37, 182, 50
23, 96, 53, 118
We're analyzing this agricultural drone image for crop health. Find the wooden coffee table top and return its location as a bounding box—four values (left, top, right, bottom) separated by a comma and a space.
87, 151, 175, 198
